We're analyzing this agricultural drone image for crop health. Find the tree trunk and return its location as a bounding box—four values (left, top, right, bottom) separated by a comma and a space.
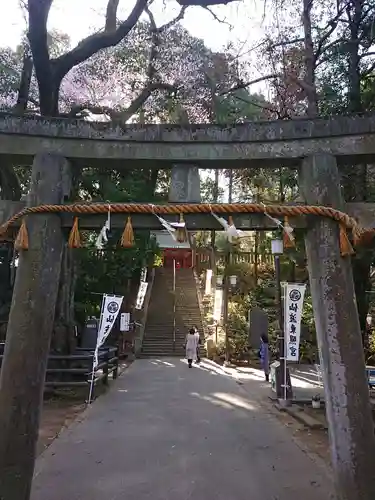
0, 163, 21, 202
148, 169, 159, 197
342, 0, 372, 344
0, 153, 67, 500
352, 248, 373, 347
302, 0, 319, 116
347, 0, 362, 114
228, 169, 233, 203
0, 243, 13, 341
14, 51, 33, 114
51, 243, 77, 354
211, 169, 219, 248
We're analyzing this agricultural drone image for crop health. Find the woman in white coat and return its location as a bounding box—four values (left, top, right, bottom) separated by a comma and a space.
185, 328, 198, 368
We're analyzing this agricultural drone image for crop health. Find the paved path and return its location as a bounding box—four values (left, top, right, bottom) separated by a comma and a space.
31, 358, 334, 500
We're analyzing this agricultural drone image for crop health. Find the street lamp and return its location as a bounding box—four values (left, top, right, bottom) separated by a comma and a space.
271, 238, 284, 366
229, 275, 237, 287
271, 237, 292, 404
271, 238, 284, 256
366, 314, 372, 328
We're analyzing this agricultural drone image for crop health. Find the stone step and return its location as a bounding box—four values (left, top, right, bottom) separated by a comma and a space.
141, 348, 206, 354
142, 341, 207, 349
143, 267, 204, 357
143, 338, 186, 342
141, 340, 189, 344
146, 324, 203, 328
146, 325, 202, 328
145, 323, 203, 328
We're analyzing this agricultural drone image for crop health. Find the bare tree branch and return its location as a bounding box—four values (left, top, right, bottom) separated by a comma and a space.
157, 6, 187, 32
203, 6, 232, 27
105, 0, 120, 32
53, 0, 148, 80
119, 83, 177, 122
361, 61, 375, 77
68, 83, 177, 122
360, 52, 375, 59
232, 94, 282, 118
267, 37, 304, 51
220, 74, 280, 95
68, 2, 187, 124
145, 5, 159, 82
176, 0, 238, 5
314, 7, 345, 62
314, 37, 345, 67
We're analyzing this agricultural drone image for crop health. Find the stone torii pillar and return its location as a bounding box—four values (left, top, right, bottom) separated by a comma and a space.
0, 152, 70, 500
299, 153, 375, 500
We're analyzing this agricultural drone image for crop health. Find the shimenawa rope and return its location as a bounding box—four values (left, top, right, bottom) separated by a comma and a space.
0, 202, 372, 256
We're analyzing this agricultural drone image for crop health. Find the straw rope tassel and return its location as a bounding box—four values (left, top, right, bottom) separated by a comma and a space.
68, 217, 81, 248
283, 216, 295, 249
14, 218, 29, 250
176, 214, 187, 243
121, 216, 135, 248
339, 223, 354, 257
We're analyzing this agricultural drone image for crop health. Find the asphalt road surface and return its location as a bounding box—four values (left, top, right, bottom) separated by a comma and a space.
31, 358, 334, 500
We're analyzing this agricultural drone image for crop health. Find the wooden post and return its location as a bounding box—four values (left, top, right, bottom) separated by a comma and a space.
223, 249, 230, 364
299, 153, 375, 500
0, 152, 69, 500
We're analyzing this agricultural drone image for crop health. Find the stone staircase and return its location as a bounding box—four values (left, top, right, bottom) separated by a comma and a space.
141, 267, 205, 357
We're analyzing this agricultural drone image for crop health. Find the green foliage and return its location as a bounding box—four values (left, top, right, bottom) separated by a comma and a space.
74, 231, 160, 323
213, 260, 318, 363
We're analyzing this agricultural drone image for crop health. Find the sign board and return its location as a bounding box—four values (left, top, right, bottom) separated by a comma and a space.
81, 318, 99, 349
283, 283, 306, 361
120, 312, 130, 332
135, 281, 148, 310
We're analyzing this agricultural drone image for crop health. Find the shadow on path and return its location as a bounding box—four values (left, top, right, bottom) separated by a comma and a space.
31, 358, 334, 500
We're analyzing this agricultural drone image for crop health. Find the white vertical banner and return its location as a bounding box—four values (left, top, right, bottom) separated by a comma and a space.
140, 267, 147, 282
213, 289, 223, 322
284, 283, 306, 361
88, 294, 123, 403
205, 269, 213, 295
96, 295, 123, 351
135, 281, 148, 310
120, 312, 130, 332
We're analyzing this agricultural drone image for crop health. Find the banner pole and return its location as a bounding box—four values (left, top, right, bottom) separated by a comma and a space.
284, 350, 287, 401
87, 352, 96, 404
283, 283, 287, 401
87, 294, 106, 404
173, 258, 176, 352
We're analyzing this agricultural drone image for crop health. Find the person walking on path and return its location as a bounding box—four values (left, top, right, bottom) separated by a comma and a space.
194, 326, 201, 363
185, 328, 198, 368
259, 333, 270, 382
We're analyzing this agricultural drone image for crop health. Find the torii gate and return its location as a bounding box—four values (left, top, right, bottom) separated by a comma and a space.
0, 112, 375, 500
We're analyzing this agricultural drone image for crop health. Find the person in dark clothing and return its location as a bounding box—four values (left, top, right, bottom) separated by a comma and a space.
259, 333, 270, 382
194, 326, 201, 363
